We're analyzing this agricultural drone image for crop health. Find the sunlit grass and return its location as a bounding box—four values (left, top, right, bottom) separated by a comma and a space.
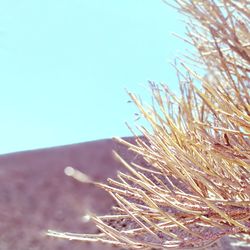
48, 0, 250, 248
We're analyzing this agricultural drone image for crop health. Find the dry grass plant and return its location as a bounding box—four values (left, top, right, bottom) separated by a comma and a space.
48, 0, 250, 249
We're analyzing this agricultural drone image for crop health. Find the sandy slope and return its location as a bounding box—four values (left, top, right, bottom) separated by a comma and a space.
0, 137, 242, 250
0, 138, 133, 250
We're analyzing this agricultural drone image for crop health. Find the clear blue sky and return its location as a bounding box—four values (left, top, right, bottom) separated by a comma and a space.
0, 0, 186, 154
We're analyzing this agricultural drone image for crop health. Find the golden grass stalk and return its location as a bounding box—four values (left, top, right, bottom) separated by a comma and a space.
48, 0, 250, 248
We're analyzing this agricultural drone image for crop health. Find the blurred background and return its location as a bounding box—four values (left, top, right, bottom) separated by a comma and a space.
0, 0, 185, 154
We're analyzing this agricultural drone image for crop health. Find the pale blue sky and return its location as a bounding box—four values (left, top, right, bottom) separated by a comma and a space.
0, 0, 185, 154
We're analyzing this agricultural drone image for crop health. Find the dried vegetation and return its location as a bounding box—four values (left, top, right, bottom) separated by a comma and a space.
48, 0, 250, 249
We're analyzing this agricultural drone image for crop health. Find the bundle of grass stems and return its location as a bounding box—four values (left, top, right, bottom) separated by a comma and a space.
48, 0, 250, 249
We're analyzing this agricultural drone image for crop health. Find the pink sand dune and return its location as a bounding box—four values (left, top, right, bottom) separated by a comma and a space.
0, 137, 241, 249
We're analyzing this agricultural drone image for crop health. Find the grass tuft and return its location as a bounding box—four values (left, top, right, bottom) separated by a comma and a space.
48, 1, 250, 248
